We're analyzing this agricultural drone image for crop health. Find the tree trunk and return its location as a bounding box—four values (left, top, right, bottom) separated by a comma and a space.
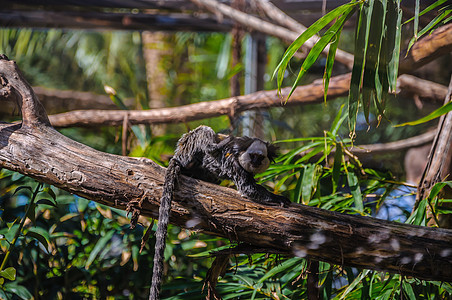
142, 31, 171, 136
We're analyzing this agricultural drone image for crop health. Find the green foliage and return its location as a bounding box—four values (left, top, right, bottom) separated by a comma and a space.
407, 181, 452, 226
274, 0, 450, 133
106, 86, 152, 148
395, 101, 452, 127
0, 182, 43, 289
273, 1, 360, 100
0, 29, 146, 98
264, 106, 387, 216
0, 171, 156, 299
406, 2, 452, 52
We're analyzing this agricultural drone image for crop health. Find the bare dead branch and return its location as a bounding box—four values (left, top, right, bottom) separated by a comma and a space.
47, 74, 350, 127
46, 73, 447, 129
352, 130, 436, 155
0, 55, 452, 282
250, 0, 309, 34
397, 74, 449, 104
0, 86, 134, 117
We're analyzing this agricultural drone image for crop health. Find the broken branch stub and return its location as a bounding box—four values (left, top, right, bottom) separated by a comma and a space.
0, 54, 51, 128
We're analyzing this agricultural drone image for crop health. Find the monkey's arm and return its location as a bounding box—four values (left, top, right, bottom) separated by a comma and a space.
232, 169, 290, 207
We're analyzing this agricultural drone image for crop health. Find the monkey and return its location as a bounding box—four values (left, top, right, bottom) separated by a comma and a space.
149, 125, 290, 299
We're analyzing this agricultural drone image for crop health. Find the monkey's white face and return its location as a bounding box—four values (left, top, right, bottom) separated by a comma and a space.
238, 140, 270, 174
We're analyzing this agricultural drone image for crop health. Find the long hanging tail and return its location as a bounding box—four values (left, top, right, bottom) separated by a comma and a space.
149, 159, 181, 300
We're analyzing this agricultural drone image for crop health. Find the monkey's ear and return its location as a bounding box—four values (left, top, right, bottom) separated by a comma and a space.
267, 143, 279, 162
216, 133, 229, 142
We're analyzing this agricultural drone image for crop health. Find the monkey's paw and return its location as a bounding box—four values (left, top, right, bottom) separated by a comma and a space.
257, 194, 291, 208
273, 195, 291, 207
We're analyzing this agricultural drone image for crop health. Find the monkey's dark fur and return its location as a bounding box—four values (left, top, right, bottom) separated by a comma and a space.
150, 125, 290, 299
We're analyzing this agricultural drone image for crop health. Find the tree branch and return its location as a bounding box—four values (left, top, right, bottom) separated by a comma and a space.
397, 74, 449, 104
47, 74, 350, 127
351, 130, 436, 156
0, 56, 451, 282
399, 23, 452, 74
45, 73, 447, 128
250, 0, 308, 34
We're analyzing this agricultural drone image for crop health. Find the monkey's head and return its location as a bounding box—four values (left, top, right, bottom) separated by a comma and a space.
235, 138, 278, 175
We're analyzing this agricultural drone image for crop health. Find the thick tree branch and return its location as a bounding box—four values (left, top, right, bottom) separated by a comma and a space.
0, 56, 452, 282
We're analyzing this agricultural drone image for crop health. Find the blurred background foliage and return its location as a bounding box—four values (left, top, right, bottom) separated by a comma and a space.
0, 11, 451, 299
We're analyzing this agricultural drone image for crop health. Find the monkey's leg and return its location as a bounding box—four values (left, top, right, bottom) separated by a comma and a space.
174, 126, 219, 164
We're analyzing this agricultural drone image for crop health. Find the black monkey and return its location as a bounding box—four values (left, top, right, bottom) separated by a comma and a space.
149, 125, 290, 299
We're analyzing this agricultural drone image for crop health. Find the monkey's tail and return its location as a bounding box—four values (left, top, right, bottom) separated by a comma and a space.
149, 159, 181, 300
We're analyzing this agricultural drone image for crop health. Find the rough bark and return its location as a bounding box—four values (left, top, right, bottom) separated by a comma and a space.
1, 56, 452, 282
142, 31, 170, 110
229, 0, 244, 127
142, 31, 171, 136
